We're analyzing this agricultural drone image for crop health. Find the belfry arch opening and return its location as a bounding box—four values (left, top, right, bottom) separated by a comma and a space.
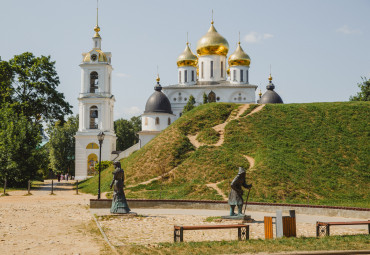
90, 106, 98, 129
90, 71, 99, 93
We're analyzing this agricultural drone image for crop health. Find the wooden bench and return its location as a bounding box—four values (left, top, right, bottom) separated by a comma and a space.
174, 224, 249, 242
316, 220, 370, 237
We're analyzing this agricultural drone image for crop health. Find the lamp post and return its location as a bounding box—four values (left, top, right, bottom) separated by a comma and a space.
97, 131, 105, 199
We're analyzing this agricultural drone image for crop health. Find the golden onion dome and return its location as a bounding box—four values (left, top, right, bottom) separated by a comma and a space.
196, 22, 229, 56
83, 49, 108, 62
177, 43, 198, 67
228, 42, 251, 67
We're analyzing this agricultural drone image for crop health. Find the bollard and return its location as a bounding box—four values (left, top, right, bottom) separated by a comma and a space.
51, 180, 54, 195
76, 180, 79, 195
276, 210, 283, 238
28, 180, 31, 194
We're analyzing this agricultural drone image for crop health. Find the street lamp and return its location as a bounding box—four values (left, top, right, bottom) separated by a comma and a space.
97, 131, 105, 199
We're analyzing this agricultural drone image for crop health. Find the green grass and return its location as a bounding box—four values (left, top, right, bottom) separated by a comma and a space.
196, 128, 220, 144
80, 102, 370, 208
116, 235, 370, 255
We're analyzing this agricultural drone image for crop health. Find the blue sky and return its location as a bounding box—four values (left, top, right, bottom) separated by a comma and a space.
1, 0, 369, 119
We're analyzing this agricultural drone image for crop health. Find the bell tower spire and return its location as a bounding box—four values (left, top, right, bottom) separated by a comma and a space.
93, 0, 102, 49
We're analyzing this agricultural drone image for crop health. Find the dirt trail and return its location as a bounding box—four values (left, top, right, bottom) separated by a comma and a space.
0, 180, 107, 255
206, 182, 228, 200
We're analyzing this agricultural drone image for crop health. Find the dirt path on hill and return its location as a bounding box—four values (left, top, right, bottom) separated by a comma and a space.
0, 180, 108, 255
185, 104, 264, 197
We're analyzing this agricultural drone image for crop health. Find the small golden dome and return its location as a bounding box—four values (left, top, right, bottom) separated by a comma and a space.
177, 43, 198, 67
156, 74, 160, 82
268, 74, 273, 81
228, 42, 251, 67
83, 49, 107, 62
196, 23, 229, 56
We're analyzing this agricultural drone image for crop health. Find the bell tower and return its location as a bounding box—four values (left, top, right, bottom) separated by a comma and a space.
74, 6, 116, 180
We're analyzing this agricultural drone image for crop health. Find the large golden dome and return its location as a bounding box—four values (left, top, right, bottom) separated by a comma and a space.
228, 42, 251, 67
177, 43, 198, 67
196, 22, 229, 56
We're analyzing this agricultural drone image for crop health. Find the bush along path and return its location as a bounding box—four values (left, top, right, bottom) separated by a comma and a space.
187, 104, 265, 199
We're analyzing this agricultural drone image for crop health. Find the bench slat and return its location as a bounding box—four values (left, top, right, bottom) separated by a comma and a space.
317, 221, 370, 226
174, 224, 247, 230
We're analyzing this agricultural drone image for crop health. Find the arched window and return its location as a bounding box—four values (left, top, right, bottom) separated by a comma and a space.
191, 70, 194, 81
221, 61, 224, 78
210, 61, 214, 78
240, 69, 244, 82
201, 62, 204, 78
90, 71, 98, 93
155, 117, 160, 125
185, 70, 188, 83
208, 91, 216, 103
246, 70, 249, 83
90, 106, 98, 129
145, 117, 148, 126
168, 117, 171, 125
233, 70, 237, 81
179, 71, 182, 83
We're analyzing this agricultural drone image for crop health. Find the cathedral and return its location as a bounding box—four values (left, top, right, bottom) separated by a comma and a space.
75, 10, 283, 179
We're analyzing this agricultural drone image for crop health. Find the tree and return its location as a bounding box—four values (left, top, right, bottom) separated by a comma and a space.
1, 52, 72, 123
203, 92, 208, 104
350, 77, 370, 101
114, 116, 142, 151
0, 106, 41, 188
183, 95, 196, 113
48, 116, 78, 175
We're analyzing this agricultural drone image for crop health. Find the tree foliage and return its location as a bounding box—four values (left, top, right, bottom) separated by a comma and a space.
183, 95, 196, 114
47, 116, 78, 174
114, 116, 141, 151
0, 52, 72, 123
350, 77, 370, 101
0, 106, 41, 186
203, 92, 208, 104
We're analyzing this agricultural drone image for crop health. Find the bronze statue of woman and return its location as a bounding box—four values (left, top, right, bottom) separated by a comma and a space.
110, 161, 131, 214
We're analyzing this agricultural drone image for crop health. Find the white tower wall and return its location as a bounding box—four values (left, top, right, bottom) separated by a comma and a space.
198, 55, 227, 82
230, 66, 249, 84
178, 66, 197, 85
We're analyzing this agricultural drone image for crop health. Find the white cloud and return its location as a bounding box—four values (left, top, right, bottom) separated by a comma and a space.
116, 106, 142, 120
244, 31, 274, 43
115, 72, 130, 78
336, 25, 361, 35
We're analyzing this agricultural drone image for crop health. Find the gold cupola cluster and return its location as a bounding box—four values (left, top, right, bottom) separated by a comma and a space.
196, 22, 229, 56
228, 42, 251, 67
177, 42, 198, 67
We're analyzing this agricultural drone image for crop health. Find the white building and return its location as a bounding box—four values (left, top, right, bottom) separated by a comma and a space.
74, 19, 117, 180
162, 20, 258, 118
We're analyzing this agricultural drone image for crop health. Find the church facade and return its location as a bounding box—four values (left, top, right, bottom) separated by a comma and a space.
162, 20, 258, 118
74, 20, 117, 180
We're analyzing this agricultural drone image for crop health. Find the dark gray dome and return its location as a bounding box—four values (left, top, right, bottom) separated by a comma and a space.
144, 82, 173, 114
259, 80, 283, 104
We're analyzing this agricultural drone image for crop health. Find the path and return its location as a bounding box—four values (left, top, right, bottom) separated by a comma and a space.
91, 207, 370, 246
0, 180, 108, 255
206, 182, 228, 200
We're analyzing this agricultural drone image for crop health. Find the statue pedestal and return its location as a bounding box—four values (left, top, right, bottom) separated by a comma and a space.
221, 215, 253, 222
111, 212, 138, 217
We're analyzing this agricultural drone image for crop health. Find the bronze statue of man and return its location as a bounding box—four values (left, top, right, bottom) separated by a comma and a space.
110, 161, 131, 214
228, 167, 252, 216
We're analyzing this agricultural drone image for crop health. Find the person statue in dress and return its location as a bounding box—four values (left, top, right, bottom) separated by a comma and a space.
228, 167, 252, 216
110, 161, 131, 214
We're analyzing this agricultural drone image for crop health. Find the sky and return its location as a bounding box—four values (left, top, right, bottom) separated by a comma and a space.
1, 0, 369, 120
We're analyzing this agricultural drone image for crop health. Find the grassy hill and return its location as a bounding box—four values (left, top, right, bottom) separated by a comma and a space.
80, 102, 370, 208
